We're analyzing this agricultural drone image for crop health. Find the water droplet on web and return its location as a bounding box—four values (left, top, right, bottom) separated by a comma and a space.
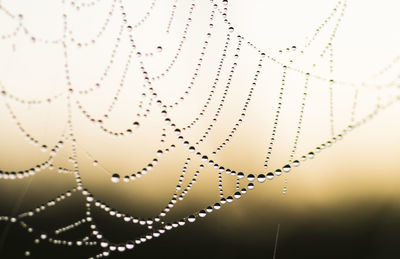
156, 46, 162, 52
133, 121, 140, 129
126, 241, 134, 249
283, 164, 291, 173
247, 174, 255, 181
198, 210, 206, 217
188, 215, 196, 222
234, 192, 241, 199
257, 174, 266, 183
266, 172, 274, 180
100, 241, 109, 248
41, 145, 47, 152
111, 174, 120, 183
293, 160, 300, 167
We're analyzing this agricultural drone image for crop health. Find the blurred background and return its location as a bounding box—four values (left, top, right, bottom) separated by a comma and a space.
0, 0, 399, 258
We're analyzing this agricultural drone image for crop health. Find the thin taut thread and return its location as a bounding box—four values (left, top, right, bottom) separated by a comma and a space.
273, 224, 280, 259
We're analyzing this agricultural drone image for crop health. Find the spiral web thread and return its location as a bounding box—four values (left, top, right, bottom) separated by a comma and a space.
0, 0, 399, 258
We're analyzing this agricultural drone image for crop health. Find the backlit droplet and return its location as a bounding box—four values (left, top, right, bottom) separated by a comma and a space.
198, 210, 206, 217
234, 191, 241, 199
126, 241, 134, 250
111, 173, 120, 183
133, 121, 140, 129
93, 160, 98, 166
283, 164, 291, 173
41, 145, 47, 152
275, 169, 282, 176
188, 215, 196, 222
248, 183, 254, 190
308, 152, 315, 158
266, 172, 274, 180
100, 241, 109, 248
257, 174, 266, 183
156, 46, 162, 52
247, 174, 255, 181
293, 160, 300, 167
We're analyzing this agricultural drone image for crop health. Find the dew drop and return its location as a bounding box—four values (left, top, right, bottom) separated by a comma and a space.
156, 46, 162, 52
188, 215, 196, 222
283, 164, 291, 173
174, 129, 181, 135
133, 121, 140, 129
41, 145, 47, 152
234, 191, 241, 199
266, 172, 274, 180
198, 210, 206, 218
111, 173, 120, 183
247, 174, 255, 181
100, 241, 109, 248
308, 152, 315, 158
257, 174, 266, 183
293, 160, 300, 167
126, 241, 134, 250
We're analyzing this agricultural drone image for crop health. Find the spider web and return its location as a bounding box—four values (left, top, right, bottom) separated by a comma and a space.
0, 0, 399, 258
